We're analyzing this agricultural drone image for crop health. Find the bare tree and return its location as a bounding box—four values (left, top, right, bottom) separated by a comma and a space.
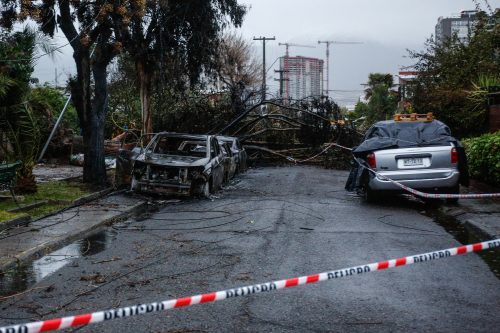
215, 33, 261, 114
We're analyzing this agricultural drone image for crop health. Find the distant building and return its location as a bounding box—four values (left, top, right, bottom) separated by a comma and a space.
279, 56, 323, 101
435, 10, 478, 44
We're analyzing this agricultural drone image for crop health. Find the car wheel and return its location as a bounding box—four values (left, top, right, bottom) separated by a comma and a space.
202, 179, 211, 198
445, 184, 460, 204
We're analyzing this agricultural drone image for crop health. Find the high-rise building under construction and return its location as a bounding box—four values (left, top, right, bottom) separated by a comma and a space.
279, 56, 324, 101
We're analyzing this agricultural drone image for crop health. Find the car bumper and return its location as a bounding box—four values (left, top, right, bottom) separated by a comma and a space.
132, 180, 192, 195
368, 168, 460, 191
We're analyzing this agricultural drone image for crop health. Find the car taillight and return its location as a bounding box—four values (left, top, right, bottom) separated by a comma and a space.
366, 153, 376, 169
451, 147, 458, 164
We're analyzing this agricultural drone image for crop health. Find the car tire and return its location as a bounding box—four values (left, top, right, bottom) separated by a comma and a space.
445, 185, 460, 204
202, 179, 211, 198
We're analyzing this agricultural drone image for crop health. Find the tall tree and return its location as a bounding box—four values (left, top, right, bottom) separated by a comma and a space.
215, 32, 260, 115
408, 9, 499, 137
358, 73, 398, 125
1, 1, 134, 185
0, 28, 53, 193
118, 0, 246, 135
364, 73, 395, 100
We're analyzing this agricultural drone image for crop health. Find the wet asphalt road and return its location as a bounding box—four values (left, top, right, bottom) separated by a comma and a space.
1, 166, 499, 332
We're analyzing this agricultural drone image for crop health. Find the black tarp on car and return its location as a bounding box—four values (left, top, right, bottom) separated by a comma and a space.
345, 120, 469, 192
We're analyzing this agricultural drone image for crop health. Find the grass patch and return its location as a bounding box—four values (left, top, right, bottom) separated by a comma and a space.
0, 210, 26, 223
0, 180, 92, 222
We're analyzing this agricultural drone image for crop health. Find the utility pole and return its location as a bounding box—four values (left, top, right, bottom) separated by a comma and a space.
254, 36, 275, 102
274, 69, 289, 99
318, 40, 362, 97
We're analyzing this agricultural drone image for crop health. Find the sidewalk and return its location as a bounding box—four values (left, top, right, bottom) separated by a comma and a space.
440, 182, 500, 240
0, 192, 146, 272
441, 199, 500, 240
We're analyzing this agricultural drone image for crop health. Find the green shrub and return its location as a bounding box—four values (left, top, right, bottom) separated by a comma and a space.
463, 131, 500, 187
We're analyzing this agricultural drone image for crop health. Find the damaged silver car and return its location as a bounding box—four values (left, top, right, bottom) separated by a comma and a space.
129, 133, 225, 196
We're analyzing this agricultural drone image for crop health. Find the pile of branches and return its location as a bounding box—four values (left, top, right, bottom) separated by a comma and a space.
221, 97, 363, 169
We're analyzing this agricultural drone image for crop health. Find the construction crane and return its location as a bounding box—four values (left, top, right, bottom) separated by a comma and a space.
318, 40, 363, 97
278, 43, 316, 101
278, 42, 315, 57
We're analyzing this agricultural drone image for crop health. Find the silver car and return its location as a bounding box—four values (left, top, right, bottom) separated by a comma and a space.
347, 116, 468, 203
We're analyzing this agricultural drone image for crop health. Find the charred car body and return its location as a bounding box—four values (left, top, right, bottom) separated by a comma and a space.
218, 140, 237, 183
346, 115, 469, 203
217, 136, 247, 173
127, 133, 225, 196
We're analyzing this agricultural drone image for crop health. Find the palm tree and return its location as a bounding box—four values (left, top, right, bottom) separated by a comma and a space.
0, 27, 57, 193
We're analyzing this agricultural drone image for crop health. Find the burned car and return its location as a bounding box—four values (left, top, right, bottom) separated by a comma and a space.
125, 133, 225, 196
345, 114, 469, 203
217, 136, 247, 173
218, 140, 237, 183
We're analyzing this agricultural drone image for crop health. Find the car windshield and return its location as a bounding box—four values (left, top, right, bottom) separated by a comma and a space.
151, 136, 207, 158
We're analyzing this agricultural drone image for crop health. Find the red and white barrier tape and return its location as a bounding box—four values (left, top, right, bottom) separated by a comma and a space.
367, 168, 500, 199
1, 239, 499, 333
326, 143, 500, 199
354, 157, 500, 199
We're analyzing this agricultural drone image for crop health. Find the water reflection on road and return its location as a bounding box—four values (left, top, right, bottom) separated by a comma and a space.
0, 231, 110, 297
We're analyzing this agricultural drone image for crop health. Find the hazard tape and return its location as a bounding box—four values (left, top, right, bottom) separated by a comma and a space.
354, 157, 500, 199
365, 166, 500, 199
328, 143, 500, 199
1, 239, 499, 333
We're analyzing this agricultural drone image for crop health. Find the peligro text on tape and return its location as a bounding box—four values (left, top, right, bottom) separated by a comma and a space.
1, 239, 499, 333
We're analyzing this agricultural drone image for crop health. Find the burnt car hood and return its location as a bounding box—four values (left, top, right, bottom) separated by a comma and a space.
135, 154, 209, 167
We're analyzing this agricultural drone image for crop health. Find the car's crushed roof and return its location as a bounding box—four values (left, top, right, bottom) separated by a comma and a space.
353, 120, 456, 155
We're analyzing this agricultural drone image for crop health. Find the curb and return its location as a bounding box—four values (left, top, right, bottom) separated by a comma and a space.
0, 199, 147, 273
0, 215, 31, 232
73, 187, 114, 205
440, 205, 498, 241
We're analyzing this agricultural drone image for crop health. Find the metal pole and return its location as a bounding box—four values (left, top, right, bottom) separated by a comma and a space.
253, 36, 275, 102
38, 46, 97, 162
38, 94, 72, 162
263, 38, 266, 101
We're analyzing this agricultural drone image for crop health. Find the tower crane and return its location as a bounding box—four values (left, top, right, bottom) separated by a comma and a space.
278, 42, 315, 57
318, 40, 362, 97
278, 43, 316, 101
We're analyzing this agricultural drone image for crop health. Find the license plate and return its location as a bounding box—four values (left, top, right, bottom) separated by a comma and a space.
403, 158, 423, 166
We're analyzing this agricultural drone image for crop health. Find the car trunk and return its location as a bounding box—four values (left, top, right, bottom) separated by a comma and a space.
373, 144, 456, 174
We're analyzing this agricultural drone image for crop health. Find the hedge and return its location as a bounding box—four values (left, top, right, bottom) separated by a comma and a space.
462, 131, 500, 187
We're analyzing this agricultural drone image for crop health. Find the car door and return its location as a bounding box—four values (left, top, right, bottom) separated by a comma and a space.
210, 137, 224, 189
235, 139, 247, 171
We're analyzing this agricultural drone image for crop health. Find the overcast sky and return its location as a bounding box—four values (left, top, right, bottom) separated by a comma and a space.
33, 0, 499, 107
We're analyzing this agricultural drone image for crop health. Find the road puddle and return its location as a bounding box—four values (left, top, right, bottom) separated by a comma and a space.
425, 209, 500, 279
0, 230, 111, 297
